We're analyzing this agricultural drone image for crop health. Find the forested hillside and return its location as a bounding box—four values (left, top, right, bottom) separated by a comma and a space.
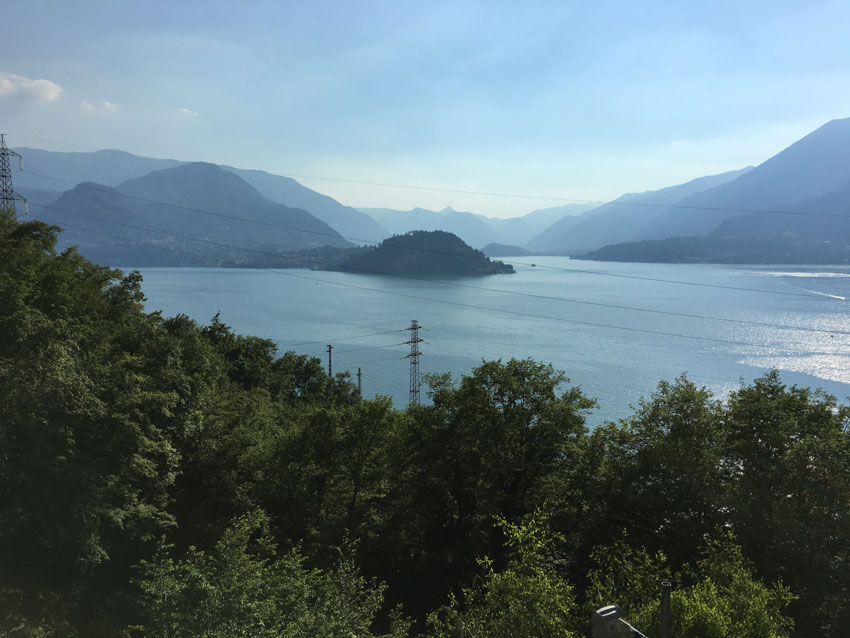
2, 211, 849, 637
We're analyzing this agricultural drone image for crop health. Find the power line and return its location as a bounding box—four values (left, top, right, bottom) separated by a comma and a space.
23, 169, 360, 243
508, 260, 849, 300
21, 173, 840, 298
335, 342, 405, 355
281, 329, 403, 347
9, 133, 848, 219
29, 199, 849, 335
268, 171, 850, 219
21, 169, 844, 301
5, 132, 105, 153
31, 213, 849, 358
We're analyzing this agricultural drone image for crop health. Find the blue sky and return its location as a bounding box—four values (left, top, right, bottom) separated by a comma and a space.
2, 0, 849, 216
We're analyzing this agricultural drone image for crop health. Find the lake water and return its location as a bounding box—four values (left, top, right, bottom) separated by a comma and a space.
136, 258, 850, 425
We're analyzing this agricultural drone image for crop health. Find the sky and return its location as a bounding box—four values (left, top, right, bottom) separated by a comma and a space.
2, 0, 850, 217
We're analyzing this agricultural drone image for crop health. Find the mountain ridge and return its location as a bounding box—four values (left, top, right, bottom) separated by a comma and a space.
526, 167, 753, 254
359, 206, 512, 248
222, 166, 388, 244
35, 162, 349, 266
635, 117, 850, 240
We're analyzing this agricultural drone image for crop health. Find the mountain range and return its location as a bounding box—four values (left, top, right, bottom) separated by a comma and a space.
568, 117, 850, 263
636, 117, 850, 241
358, 206, 510, 249
358, 203, 593, 249
525, 168, 754, 254
221, 167, 387, 243
13, 145, 596, 254
13, 116, 850, 265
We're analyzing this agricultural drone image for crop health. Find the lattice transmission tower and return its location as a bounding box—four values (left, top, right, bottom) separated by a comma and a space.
0, 134, 26, 219
403, 320, 424, 406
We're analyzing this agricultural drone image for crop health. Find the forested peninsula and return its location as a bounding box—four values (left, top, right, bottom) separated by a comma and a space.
2, 211, 849, 637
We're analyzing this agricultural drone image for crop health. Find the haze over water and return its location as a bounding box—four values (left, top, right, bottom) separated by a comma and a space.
137, 258, 850, 425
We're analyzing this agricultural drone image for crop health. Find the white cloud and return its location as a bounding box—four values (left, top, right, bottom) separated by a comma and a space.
81, 100, 119, 113
179, 107, 199, 117
0, 71, 63, 102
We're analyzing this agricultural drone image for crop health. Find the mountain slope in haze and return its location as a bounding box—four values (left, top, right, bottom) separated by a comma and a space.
12, 147, 183, 191
13, 147, 387, 244
574, 176, 850, 265
36, 162, 348, 266
223, 166, 388, 244
359, 206, 511, 248
15, 187, 64, 211
526, 167, 753, 254
637, 117, 850, 239
709, 177, 850, 244
482, 243, 534, 257
485, 203, 595, 246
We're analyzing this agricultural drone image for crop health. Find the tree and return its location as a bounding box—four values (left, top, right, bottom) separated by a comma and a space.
427, 512, 578, 638
723, 372, 850, 636
135, 510, 408, 637
0, 217, 183, 632
376, 359, 594, 622
231, 397, 399, 565
580, 376, 726, 564
588, 533, 794, 638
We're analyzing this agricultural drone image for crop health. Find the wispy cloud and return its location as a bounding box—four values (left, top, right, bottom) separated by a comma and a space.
0, 71, 63, 102
179, 107, 199, 117
81, 100, 119, 113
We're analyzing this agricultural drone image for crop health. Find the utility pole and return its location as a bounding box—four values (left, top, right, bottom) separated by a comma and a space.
403, 320, 423, 406
0, 134, 26, 220
326, 344, 333, 377
660, 581, 672, 638
357, 367, 362, 396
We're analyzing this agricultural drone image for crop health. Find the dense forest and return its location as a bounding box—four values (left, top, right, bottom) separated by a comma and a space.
2, 210, 849, 637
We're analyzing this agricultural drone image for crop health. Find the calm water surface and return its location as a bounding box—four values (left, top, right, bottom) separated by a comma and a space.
136, 258, 850, 425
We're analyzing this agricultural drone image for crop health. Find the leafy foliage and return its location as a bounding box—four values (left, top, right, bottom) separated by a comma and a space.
1, 213, 848, 636
135, 509, 403, 637
427, 512, 578, 638
589, 533, 794, 638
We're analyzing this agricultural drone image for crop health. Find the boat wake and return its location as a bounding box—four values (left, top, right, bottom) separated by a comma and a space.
791, 286, 847, 301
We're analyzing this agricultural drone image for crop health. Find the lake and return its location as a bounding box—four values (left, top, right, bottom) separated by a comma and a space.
135, 258, 850, 425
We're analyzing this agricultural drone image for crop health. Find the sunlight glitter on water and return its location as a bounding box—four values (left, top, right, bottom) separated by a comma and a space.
740, 353, 850, 387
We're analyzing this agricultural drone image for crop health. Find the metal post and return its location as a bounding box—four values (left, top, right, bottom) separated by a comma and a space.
357, 367, 362, 396
660, 581, 671, 638
326, 344, 333, 377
